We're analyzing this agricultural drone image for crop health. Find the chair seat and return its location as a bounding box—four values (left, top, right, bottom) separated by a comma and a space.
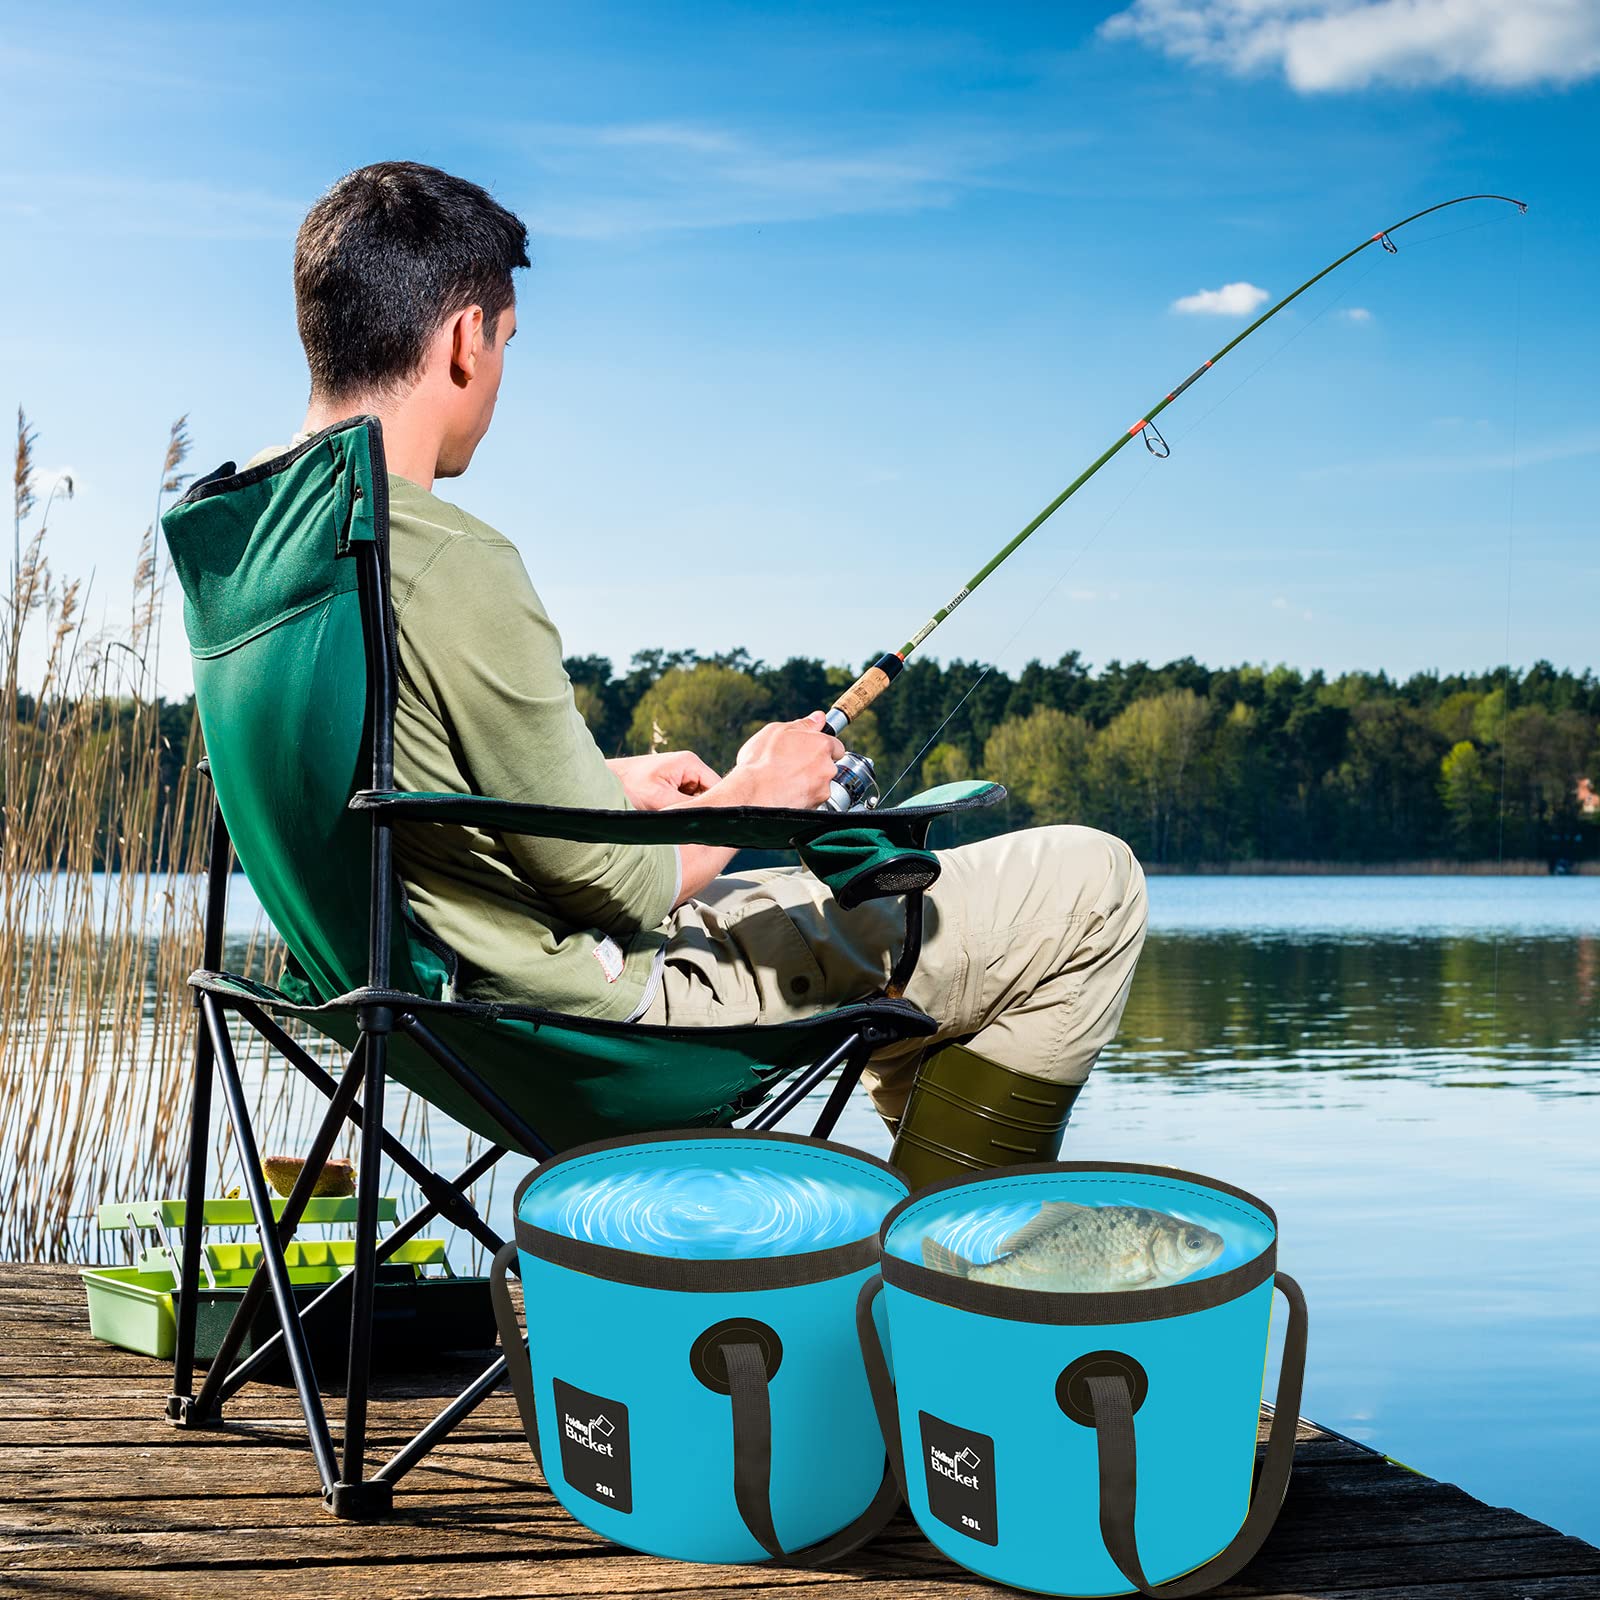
191, 966, 936, 1154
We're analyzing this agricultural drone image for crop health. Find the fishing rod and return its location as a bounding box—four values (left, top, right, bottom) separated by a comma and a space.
820, 193, 1528, 812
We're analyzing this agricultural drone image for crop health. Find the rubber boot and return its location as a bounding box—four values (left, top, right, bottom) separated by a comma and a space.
888, 1042, 1082, 1192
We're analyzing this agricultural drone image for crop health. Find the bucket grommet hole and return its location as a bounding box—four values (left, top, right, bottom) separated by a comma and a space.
1057, 1351, 1149, 1427
690, 1318, 784, 1394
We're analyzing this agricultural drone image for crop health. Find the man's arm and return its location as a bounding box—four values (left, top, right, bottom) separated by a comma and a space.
397, 530, 681, 935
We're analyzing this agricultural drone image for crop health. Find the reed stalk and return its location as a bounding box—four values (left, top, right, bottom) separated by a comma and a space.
1, 415, 483, 1266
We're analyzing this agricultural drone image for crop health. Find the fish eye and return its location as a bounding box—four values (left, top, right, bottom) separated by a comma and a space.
1185, 1232, 1207, 1250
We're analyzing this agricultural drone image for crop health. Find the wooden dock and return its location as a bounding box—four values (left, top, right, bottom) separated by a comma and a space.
4, 1261, 1597, 1599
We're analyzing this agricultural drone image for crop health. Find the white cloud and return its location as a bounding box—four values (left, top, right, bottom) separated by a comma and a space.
1100, 0, 1600, 92
34, 465, 78, 499
1171, 280, 1271, 315
1342, 306, 1373, 321
507, 119, 1006, 239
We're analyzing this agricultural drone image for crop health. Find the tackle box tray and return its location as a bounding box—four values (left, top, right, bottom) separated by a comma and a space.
82, 1196, 496, 1373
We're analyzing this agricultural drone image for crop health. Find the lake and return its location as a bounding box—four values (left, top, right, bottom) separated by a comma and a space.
46, 873, 1600, 1544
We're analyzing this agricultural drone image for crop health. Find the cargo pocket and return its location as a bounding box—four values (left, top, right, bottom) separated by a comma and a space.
722, 872, 833, 1018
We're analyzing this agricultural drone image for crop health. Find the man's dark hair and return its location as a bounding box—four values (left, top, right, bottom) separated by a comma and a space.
294, 161, 530, 398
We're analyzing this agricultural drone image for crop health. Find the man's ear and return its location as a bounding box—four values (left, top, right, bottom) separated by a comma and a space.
448, 305, 486, 388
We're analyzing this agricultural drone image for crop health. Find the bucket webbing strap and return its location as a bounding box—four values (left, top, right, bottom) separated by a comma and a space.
490, 1241, 541, 1463
1088, 1271, 1308, 1597
725, 1335, 902, 1566
855, 1276, 906, 1494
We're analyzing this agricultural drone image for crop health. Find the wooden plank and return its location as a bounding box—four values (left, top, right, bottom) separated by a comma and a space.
6, 1561, 1600, 1600
4, 1463, 1590, 1577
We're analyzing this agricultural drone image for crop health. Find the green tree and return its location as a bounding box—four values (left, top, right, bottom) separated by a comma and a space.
983, 707, 1093, 826
1433, 690, 1485, 746
571, 681, 606, 733
920, 741, 971, 789
1093, 689, 1211, 862
628, 662, 771, 773
1439, 740, 1493, 856
1500, 705, 1594, 853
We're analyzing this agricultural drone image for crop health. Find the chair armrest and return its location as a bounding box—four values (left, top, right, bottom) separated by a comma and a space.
348, 780, 1004, 853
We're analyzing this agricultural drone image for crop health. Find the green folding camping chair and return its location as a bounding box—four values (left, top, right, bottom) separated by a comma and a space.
156, 415, 1004, 1517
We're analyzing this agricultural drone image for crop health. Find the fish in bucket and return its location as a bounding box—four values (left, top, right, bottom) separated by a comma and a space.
859, 1161, 1308, 1597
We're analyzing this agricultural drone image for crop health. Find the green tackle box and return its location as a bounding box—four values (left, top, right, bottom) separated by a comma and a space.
82, 1196, 496, 1371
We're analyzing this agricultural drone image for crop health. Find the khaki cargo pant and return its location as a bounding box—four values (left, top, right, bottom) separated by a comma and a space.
639, 825, 1149, 1123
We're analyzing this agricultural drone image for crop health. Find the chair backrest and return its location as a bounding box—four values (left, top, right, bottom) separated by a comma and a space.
161, 417, 439, 1004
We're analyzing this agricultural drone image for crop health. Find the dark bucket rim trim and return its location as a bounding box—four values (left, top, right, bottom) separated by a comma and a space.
876, 1160, 1278, 1327
511, 1128, 908, 1294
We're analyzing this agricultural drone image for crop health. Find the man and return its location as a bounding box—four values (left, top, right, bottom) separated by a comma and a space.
277, 161, 1147, 1186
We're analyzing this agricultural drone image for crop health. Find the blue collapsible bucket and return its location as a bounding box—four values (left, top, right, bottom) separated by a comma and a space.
492, 1130, 908, 1566
859, 1162, 1308, 1597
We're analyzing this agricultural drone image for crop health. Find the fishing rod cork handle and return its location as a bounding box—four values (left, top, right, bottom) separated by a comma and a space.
827, 652, 905, 733
820, 654, 902, 811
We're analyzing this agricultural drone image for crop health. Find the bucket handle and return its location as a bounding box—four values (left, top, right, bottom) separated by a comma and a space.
856, 1270, 1308, 1599
1089, 1271, 1308, 1597
856, 1276, 907, 1494
723, 1332, 902, 1565
490, 1240, 541, 1463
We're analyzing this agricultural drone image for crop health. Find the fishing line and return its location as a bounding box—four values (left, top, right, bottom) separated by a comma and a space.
879, 457, 1164, 805
879, 245, 1389, 806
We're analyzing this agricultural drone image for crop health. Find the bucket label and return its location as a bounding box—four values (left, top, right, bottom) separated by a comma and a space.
918, 1410, 998, 1546
553, 1377, 632, 1513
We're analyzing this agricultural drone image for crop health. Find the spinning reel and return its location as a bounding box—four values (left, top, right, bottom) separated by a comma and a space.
821, 707, 879, 813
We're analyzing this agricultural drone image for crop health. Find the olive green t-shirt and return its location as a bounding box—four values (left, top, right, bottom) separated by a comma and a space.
252, 450, 679, 1020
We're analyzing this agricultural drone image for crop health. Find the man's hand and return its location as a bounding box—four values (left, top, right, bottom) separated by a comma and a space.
716, 713, 847, 810
666, 714, 847, 906
607, 751, 720, 812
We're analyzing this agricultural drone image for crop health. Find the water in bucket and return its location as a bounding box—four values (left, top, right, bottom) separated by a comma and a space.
520, 1140, 901, 1258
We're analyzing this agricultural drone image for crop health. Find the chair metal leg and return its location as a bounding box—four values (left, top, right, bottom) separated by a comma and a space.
745, 1033, 860, 1132
168, 796, 232, 1424
189, 1039, 367, 1423
332, 1016, 391, 1515
807, 1039, 871, 1141
372, 1353, 511, 1488
234, 1000, 506, 1251
203, 994, 341, 1493
165, 1002, 215, 1423
397, 1013, 554, 1161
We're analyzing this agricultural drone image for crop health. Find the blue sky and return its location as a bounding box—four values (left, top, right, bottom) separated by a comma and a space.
3, 1, 1595, 699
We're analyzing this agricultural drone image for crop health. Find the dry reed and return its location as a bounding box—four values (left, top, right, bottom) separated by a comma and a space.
0, 413, 483, 1267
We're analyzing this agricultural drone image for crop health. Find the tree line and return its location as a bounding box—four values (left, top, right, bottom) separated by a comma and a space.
567, 649, 1600, 866
11, 651, 1596, 869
